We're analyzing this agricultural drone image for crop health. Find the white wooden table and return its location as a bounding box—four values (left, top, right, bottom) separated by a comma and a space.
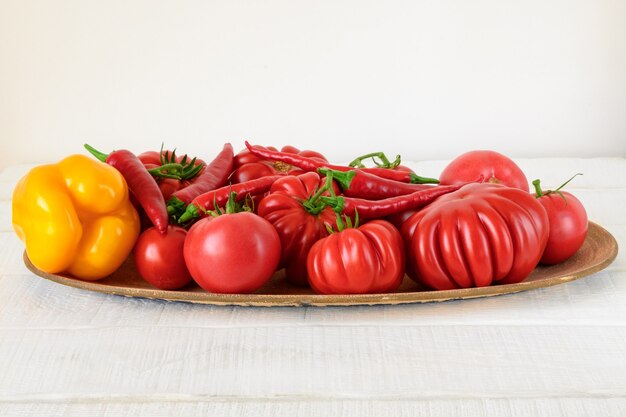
1, 157, 625, 416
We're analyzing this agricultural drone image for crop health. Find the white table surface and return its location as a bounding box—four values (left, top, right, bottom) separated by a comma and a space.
0, 157, 624, 416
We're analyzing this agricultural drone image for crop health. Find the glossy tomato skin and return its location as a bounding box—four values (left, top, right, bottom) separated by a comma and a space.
133, 225, 192, 290
183, 212, 281, 293
536, 191, 588, 264
439, 150, 529, 192
258, 172, 337, 286
401, 183, 549, 290
307, 220, 405, 295
230, 145, 327, 183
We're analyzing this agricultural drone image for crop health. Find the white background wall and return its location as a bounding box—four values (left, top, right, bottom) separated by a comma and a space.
1, 0, 625, 169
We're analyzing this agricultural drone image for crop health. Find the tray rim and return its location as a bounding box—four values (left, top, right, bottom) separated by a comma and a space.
23, 221, 619, 307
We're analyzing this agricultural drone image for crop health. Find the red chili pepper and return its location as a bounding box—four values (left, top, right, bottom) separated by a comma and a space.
167, 143, 235, 217
84, 144, 169, 233
177, 175, 283, 223
245, 141, 439, 184
320, 183, 465, 219
319, 167, 432, 200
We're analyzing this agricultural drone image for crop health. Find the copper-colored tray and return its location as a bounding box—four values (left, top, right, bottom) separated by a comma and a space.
24, 221, 618, 307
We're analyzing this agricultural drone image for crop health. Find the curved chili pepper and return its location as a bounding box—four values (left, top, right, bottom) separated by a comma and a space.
84, 144, 168, 233
178, 175, 283, 223
245, 141, 439, 184
319, 167, 432, 200
320, 183, 465, 219
167, 143, 235, 216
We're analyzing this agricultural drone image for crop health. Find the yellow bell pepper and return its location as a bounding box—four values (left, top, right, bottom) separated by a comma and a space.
12, 154, 140, 280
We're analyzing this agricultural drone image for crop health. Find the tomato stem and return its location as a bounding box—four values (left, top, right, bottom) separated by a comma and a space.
302, 171, 335, 215
348, 152, 401, 169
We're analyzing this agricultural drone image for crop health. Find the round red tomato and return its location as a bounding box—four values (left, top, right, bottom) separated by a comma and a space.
230, 145, 327, 183
183, 212, 281, 293
258, 172, 337, 286
307, 220, 405, 294
439, 150, 529, 192
534, 184, 588, 265
401, 183, 549, 290
133, 225, 192, 290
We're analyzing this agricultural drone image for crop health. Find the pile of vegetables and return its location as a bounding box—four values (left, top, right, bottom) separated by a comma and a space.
12, 142, 589, 295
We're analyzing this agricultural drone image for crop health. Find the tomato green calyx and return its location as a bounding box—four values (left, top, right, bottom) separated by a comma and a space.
302, 171, 336, 215
158, 144, 205, 180
318, 168, 355, 191
349, 152, 401, 169
327, 210, 360, 233
533, 173, 583, 203
210, 191, 252, 217
409, 172, 440, 184
319, 195, 345, 214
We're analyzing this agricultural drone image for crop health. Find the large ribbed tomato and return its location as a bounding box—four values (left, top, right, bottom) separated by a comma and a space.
307, 220, 405, 294
401, 183, 549, 290
257, 172, 337, 286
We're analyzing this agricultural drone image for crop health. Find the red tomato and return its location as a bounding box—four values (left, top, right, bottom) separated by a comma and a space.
230, 145, 327, 183
258, 172, 338, 286
183, 212, 281, 293
307, 220, 405, 294
133, 225, 192, 290
401, 183, 549, 290
534, 186, 588, 265
439, 150, 529, 192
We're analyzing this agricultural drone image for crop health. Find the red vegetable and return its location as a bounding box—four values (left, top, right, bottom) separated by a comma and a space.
184, 211, 281, 294
320, 183, 465, 219
245, 141, 437, 184
167, 143, 235, 217
307, 219, 405, 294
133, 225, 192, 290
258, 172, 338, 286
85, 144, 169, 233
230, 144, 327, 183
401, 183, 549, 290
177, 175, 283, 223
439, 150, 529, 192
533, 175, 588, 264
138, 149, 205, 201
319, 167, 432, 200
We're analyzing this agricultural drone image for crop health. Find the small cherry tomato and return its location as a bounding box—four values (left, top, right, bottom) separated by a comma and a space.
439, 150, 529, 192
533, 176, 588, 264
184, 212, 281, 293
133, 225, 192, 290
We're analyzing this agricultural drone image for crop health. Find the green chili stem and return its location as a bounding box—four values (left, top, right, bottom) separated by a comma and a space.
84, 144, 109, 162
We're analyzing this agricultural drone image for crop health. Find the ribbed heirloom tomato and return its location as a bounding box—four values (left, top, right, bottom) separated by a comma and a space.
401, 183, 549, 290
307, 220, 405, 294
257, 172, 337, 286
183, 212, 281, 294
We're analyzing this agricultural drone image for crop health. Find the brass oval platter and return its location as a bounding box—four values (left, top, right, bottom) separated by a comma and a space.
24, 221, 618, 307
